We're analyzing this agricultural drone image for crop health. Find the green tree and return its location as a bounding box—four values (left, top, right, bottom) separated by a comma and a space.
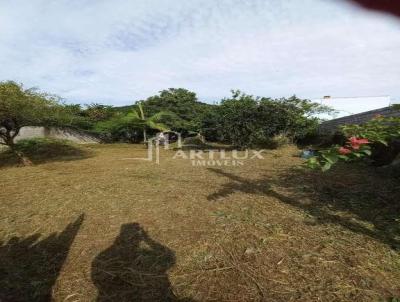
200, 90, 331, 148
0, 81, 66, 164
95, 103, 170, 143
95, 113, 143, 143
197, 104, 222, 142
217, 90, 261, 147
258, 95, 332, 139
83, 103, 114, 123
141, 88, 210, 134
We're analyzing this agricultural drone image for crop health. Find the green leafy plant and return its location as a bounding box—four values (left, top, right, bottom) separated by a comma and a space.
0, 138, 89, 167
95, 103, 170, 143
307, 137, 372, 171
0, 81, 72, 165
307, 113, 400, 171
204, 90, 333, 148
342, 115, 400, 145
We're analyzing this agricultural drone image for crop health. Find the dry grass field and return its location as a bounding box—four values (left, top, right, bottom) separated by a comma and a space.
1, 144, 399, 301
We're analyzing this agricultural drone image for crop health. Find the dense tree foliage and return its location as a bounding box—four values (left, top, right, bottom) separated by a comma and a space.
0, 81, 332, 149
0, 81, 70, 164
140, 88, 211, 134
59, 88, 330, 147
199, 90, 332, 148
0, 82, 57, 145
94, 103, 171, 143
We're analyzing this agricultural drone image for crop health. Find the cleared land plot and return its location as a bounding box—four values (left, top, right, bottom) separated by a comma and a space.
0, 144, 399, 301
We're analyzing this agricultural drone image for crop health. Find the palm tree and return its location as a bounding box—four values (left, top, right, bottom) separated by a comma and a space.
95, 103, 170, 143
135, 102, 169, 142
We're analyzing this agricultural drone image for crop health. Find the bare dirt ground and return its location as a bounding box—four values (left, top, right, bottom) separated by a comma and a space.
1, 144, 399, 301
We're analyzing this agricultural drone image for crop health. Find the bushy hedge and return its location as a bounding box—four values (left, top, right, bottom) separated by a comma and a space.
198, 91, 332, 148
307, 113, 400, 171
0, 138, 90, 166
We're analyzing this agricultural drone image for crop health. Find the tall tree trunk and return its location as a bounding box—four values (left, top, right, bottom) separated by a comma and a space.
138, 102, 147, 143
143, 128, 147, 143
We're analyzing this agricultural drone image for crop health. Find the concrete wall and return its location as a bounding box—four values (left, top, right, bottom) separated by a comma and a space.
319, 106, 400, 134
14, 126, 100, 144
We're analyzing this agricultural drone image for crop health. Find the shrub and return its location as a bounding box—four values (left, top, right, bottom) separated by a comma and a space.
14, 138, 78, 155
201, 91, 333, 148
307, 136, 372, 171
250, 132, 291, 149
307, 114, 400, 171
270, 133, 291, 148
0, 138, 90, 167
182, 135, 207, 148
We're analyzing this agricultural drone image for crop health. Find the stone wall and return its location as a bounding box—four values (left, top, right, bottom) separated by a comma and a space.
319, 106, 400, 134
14, 127, 100, 144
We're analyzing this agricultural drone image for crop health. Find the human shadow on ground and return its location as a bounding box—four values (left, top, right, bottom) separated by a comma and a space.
0, 214, 85, 301
92, 223, 192, 302
207, 167, 400, 250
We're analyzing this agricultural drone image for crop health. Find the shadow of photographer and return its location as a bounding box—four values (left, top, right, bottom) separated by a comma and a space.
92, 223, 193, 301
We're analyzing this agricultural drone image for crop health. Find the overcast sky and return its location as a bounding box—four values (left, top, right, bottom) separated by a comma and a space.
0, 0, 399, 106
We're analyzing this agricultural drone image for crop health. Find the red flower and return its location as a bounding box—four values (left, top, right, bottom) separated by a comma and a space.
349, 137, 369, 144
339, 147, 352, 155
348, 137, 369, 150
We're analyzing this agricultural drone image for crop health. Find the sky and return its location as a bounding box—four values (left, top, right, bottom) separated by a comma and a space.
0, 0, 400, 106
